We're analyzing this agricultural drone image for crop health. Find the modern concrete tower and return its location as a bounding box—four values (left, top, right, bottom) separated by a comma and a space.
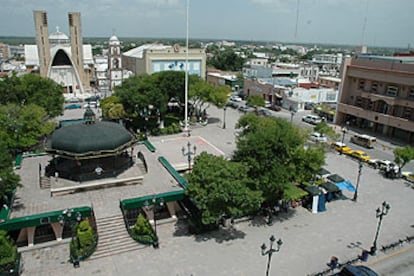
33, 11, 51, 77
68, 12, 87, 90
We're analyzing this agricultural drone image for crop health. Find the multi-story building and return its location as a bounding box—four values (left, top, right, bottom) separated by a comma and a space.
108, 35, 123, 91
122, 43, 206, 80
336, 55, 414, 143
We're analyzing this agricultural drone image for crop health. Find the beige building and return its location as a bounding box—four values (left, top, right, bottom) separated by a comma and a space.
336, 55, 414, 143
25, 11, 93, 98
122, 43, 206, 80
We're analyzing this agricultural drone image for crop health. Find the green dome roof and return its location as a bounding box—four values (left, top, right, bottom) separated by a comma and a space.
49, 121, 133, 155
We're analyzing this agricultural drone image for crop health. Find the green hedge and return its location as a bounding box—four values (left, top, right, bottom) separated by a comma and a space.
129, 214, 156, 245
69, 220, 97, 262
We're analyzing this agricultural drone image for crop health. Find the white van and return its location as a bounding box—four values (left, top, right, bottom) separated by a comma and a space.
302, 115, 322, 125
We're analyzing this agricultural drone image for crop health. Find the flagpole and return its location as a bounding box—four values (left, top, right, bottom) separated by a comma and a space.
184, 0, 190, 135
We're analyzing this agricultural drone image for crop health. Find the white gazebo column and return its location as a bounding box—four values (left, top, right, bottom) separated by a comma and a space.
143, 207, 154, 224
51, 222, 64, 241
26, 226, 36, 247
312, 195, 319, 214
166, 201, 178, 221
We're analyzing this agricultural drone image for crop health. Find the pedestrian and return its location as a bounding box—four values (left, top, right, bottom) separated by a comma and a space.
327, 256, 339, 269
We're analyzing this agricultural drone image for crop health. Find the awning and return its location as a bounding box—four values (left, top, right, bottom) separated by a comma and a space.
334, 181, 356, 192
303, 185, 323, 196
320, 182, 340, 193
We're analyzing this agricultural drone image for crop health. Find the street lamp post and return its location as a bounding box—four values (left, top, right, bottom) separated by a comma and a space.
58, 208, 82, 267
340, 121, 350, 155
261, 235, 283, 276
290, 110, 296, 123
149, 196, 164, 249
353, 160, 363, 202
223, 106, 227, 129
182, 141, 197, 171
370, 201, 390, 255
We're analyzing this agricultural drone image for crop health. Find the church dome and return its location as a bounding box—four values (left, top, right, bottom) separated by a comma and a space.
49, 27, 69, 44
109, 35, 120, 45
48, 121, 134, 157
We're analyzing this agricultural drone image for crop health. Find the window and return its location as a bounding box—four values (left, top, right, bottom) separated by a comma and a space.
403, 108, 412, 119
386, 85, 398, 97
409, 88, 414, 99
358, 80, 365, 90
372, 82, 378, 93
355, 96, 362, 107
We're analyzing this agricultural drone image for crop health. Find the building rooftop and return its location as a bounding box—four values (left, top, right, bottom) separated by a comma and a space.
356, 54, 414, 64
123, 44, 172, 59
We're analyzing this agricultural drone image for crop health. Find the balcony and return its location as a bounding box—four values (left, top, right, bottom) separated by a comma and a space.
338, 103, 414, 132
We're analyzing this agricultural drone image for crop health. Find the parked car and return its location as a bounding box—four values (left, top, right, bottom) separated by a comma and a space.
65, 103, 82, 109
402, 171, 414, 183
369, 159, 399, 171
256, 108, 272, 117
226, 101, 239, 109
229, 95, 242, 102
238, 105, 254, 113
302, 114, 322, 125
310, 132, 328, 143
269, 105, 282, 112
84, 101, 99, 108
332, 142, 353, 154
349, 150, 371, 162
335, 264, 378, 276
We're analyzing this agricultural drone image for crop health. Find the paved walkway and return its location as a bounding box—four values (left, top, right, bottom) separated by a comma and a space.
15, 105, 414, 275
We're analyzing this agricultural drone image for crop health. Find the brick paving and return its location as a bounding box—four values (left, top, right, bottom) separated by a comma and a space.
13, 105, 414, 275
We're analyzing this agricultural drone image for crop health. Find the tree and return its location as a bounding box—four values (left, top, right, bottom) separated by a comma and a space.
100, 95, 126, 120
208, 47, 245, 71
0, 104, 56, 152
189, 80, 229, 119
0, 74, 64, 117
0, 142, 21, 202
314, 121, 340, 140
394, 146, 414, 172
186, 152, 262, 225
233, 115, 325, 204
246, 95, 265, 109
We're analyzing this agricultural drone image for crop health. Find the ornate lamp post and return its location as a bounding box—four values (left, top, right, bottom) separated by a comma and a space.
340, 121, 350, 155
353, 160, 363, 202
370, 201, 391, 255
57, 208, 82, 267
182, 141, 196, 171
223, 106, 227, 129
261, 235, 283, 276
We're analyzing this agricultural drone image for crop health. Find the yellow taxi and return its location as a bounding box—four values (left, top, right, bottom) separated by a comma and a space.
333, 142, 353, 155
349, 150, 371, 162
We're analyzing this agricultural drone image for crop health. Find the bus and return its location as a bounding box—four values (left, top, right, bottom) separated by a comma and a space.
350, 134, 376, 149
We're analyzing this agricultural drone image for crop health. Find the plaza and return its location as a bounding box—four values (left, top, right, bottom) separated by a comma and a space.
13, 105, 414, 275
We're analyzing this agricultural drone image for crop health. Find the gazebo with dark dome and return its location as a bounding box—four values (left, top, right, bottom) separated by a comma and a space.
46, 109, 136, 182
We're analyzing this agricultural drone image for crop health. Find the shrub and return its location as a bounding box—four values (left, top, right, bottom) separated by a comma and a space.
0, 230, 18, 272
130, 214, 156, 245
70, 220, 97, 262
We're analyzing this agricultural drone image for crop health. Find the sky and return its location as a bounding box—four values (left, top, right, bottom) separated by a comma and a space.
0, 0, 413, 48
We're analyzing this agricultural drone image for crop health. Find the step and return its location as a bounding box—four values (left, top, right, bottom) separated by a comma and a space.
97, 236, 136, 248
97, 229, 129, 240
96, 219, 125, 228
89, 243, 148, 260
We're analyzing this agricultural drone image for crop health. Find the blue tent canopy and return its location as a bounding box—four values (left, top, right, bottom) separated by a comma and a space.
334, 180, 356, 192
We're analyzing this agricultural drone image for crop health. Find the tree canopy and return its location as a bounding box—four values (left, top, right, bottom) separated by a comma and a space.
233, 114, 325, 204
207, 47, 245, 71
186, 152, 262, 224
394, 145, 414, 172
0, 74, 64, 117
0, 142, 21, 201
